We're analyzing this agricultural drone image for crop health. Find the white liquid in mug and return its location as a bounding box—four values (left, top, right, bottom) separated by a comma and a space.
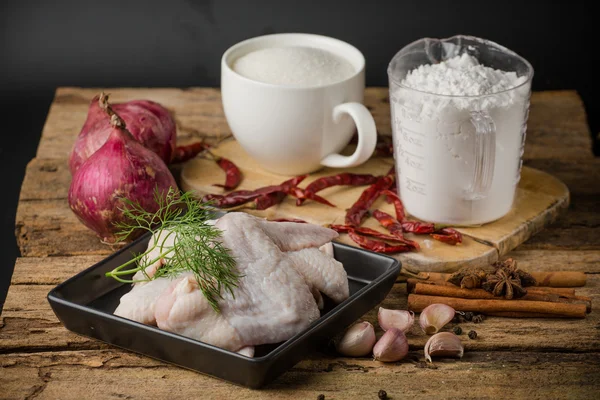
232, 46, 355, 87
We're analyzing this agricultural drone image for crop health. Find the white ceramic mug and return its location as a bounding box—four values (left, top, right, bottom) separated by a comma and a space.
221, 33, 377, 175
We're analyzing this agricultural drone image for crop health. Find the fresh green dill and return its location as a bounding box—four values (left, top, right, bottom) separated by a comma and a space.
105, 187, 239, 312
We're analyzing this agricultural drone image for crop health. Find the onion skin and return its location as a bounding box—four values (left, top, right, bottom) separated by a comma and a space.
69, 95, 176, 174
68, 125, 177, 243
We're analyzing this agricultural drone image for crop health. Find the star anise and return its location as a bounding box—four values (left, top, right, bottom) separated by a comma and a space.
447, 267, 489, 289
493, 258, 537, 287
482, 268, 527, 299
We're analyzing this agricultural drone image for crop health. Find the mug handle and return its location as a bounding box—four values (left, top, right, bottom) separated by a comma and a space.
465, 110, 496, 200
320, 102, 377, 168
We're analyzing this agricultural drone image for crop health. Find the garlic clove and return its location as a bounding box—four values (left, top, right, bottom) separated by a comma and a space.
378, 307, 414, 332
424, 332, 464, 362
419, 303, 455, 335
335, 321, 376, 357
372, 328, 409, 362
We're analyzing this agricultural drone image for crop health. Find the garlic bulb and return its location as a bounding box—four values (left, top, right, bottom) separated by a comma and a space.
372, 328, 409, 362
419, 303, 455, 335
335, 321, 376, 357
378, 307, 414, 332
424, 332, 464, 362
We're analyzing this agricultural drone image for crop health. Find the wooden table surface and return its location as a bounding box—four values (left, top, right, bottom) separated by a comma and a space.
1, 88, 599, 399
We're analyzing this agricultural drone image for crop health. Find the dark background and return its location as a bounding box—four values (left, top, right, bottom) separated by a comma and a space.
0, 0, 595, 310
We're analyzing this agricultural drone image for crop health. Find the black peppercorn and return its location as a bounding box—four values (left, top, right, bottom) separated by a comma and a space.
472, 314, 485, 323
468, 330, 478, 339
464, 312, 474, 321
453, 312, 466, 323
378, 389, 388, 400
453, 326, 462, 335
317, 395, 325, 400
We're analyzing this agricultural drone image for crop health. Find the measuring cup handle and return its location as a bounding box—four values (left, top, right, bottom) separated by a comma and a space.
466, 110, 496, 200
320, 102, 377, 168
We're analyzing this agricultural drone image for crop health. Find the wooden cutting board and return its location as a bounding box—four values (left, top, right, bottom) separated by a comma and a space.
181, 139, 569, 272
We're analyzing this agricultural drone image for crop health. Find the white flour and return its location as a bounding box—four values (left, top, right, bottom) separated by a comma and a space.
391, 54, 531, 225
233, 46, 355, 87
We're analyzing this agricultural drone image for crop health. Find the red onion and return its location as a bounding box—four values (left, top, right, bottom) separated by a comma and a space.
68, 107, 177, 243
69, 93, 176, 174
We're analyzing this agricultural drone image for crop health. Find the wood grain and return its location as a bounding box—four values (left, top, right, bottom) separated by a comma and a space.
3, 87, 599, 397
10, 256, 104, 285
2, 256, 599, 355
1, 349, 599, 400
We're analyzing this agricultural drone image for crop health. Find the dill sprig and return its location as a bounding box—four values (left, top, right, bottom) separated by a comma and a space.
105, 187, 240, 312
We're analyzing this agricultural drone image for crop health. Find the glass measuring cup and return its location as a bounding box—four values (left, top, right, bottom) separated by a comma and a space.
387, 36, 533, 225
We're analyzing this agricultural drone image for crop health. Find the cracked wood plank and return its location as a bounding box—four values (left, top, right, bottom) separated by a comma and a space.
1, 349, 599, 399
1, 270, 599, 354
9, 256, 104, 285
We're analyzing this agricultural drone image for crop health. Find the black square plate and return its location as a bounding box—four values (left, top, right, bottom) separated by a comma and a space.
47, 233, 400, 388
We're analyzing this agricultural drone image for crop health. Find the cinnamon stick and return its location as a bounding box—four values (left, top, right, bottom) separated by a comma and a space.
530, 271, 587, 287
417, 271, 586, 287
485, 312, 580, 318
526, 287, 576, 296
408, 294, 587, 318
406, 278, 577, 296
406, 278, 454, 291
413, 283, 591, 313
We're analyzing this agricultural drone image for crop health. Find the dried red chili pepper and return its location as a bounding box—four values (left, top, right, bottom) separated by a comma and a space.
330, 224, 416, 248
279, 175, 307, 191
389, 179, 397, 194
374, 139, 393, 157
171, 142, 210, 163
380, 190, 405, 222
203, 175, 306, 208
369, 210, 420, 250
270, 218, 307, 223
347, 230, 413, 254
306, 173, 379, 194
212, 156, 242, 190
203, 190, 260, 208
296, 173, 379, 206
431, 227, 463, 245
374, 209, 459, 244
254, 191, 287, 210
400, 221, 436, 234
350, 134, 393, 158
345, 175, 395, 227
328, 224, 353, 234
288, 187, 335, 207
250, 175, 306, 197
369, 210, 403, 236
